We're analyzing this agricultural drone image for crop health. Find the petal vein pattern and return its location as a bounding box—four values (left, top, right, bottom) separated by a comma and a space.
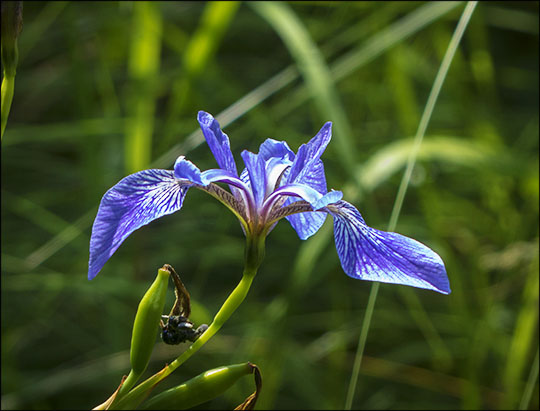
197, 111, 238, 175
88, 169, 188, 280
329, 201, 450, 294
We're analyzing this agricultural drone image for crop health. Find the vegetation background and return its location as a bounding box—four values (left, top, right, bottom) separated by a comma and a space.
1, 1, 538, 410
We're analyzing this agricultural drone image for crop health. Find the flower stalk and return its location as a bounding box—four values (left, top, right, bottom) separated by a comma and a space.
111, 236, 264, 409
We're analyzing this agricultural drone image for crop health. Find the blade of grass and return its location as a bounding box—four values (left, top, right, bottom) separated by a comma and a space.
345, 2, 478, 409
503, 250, 539, 408
331, 2, 461, 81
519, 348, 539, 410
125, 1, 162, 174
250, 1, 357, 175
2, 191, 83, 237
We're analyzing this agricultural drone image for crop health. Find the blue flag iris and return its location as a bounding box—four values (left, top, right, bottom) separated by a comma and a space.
88, 111, 450, 294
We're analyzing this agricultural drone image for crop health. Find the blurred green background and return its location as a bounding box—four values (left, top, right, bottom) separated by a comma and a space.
1, 1, 538, 409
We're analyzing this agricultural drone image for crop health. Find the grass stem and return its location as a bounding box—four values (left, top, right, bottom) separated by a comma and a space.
344, 2, 478, 409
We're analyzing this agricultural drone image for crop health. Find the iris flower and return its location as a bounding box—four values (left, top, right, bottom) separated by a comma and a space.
88, 111, 450, 294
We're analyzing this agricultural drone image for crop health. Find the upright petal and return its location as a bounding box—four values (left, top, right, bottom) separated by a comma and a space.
197, 111, 238, 175
258, 138, 295, 163
327, 201, 450, 294
287, 122, 332, 188
88, 169, 188, 280
241, 150, 266, 207
284, 158, 328, 239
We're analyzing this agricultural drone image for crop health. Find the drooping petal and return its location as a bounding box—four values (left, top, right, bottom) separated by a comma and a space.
286, 210, 327, 240
197, 111, 238, 175
284, 189, 343, 240
262, 185, 342, 238
88, 169, 188, 280
327, 201, 450, 294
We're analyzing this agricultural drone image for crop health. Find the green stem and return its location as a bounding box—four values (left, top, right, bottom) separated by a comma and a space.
114, 237, 262, 409
1, 74, 15, 139
166, 272, 255, 374
118, 369, 141, 396
344, 282, 379, 409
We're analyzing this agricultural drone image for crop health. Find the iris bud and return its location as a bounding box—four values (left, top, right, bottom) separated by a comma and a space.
140, 362, 259, 410
126, 265, 170, 387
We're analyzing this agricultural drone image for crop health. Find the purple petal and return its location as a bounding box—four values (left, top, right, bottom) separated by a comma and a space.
241, 150, 266, 207
258, 138, 295, 163
283, 158, 327, 238
287, 122, 332, 188
197, 111, 238, 176
266, 184, 342, 211
174, 156, 252, 192
88, 169, 188, 280
328, 201, 450, 294
286, 210, 327, 240
263, 184, 342, 239
174, 156, 205, 185
280, 188, 342, 240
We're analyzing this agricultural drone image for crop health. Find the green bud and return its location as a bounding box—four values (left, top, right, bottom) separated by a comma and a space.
129, 265, 170, 376
140, 362, 258, 410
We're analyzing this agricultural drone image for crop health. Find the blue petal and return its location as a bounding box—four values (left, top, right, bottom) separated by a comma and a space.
197, 111, 238, 176
328, 201, 450, 294
263, 183, 341, 239
174, 156, 250, 192
282, 125, 331, 237
271, 124, 332, 239
88, 169, 188, 280
276, 188, 342, 240
241, 150, 266, 207
287, 122, 332, 188
258, 138, 295, 163
286, 210, 327, 240
284, 158, 328, 238
239, 167, 250, 186
266, 184, 342, 211
174, 156, 205, 185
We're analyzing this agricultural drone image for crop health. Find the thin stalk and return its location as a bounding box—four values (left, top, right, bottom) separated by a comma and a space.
344, 2, 478, 409
519, 348, 539, 410
113, 237, 262, 409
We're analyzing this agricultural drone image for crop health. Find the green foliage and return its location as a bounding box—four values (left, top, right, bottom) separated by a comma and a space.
1, 1, 538, 410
